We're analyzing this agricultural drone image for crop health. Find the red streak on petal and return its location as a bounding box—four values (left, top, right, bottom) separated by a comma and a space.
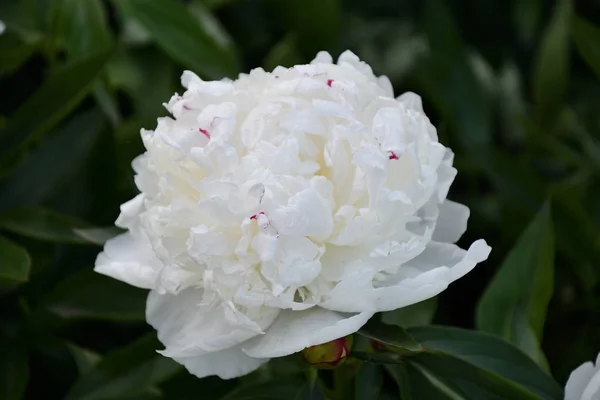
389, 151, 399, 160
327, 79, 334, 87
249, 211, 265, 220
199, 128, 211, 139
183, 105, 191, 110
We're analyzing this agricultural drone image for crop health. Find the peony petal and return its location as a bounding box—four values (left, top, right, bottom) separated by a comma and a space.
412, 239, 491, 281
378, 75, 394, 98
181, 70, 201, 89
432, 200, 470, 244
146, 289, 278, 358
242, 307, 373, 358
397, 91, 424, 113
582, 369, 600, 400
566, 362, 597, 400
94, 232, 161, 289
311, 51, 333, 65
115, 194, 145, 231
320, 240, 491, 313
271, 187, 334, 241
174, 343, 268, 380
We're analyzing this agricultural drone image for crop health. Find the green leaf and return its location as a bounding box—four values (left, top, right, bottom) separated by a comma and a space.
0, 109, 105, 211
262, 33, 303, 72
294, 368, 324, 400
560, 108, 600, 172
0, 0, 47, 42
0, 235, 31, 283
295, 382, 325, 400
572, 15, 600, 80
0, 338, 28, 400
46, 269, 147, 321
382, 297, 437, 329
384, 364, 413, 400
513, 0, 542, 45
355, 363, 383, 400
419, 0, 491, 150
1, 0, 65, 42
0, 31, 38, 77
273, 0, 341, 56
221, 379, 303, 400
160, 373, 231, 400
73, 227, 122, 246
65, 334, 181, 400
116, 0, 238, 79
357, 318, 423, 353
352, 352, 405, 365
67, 344, 102, 375
58, 0, 111, 59
402, 362, 468, 400
107, 47, 177, 120
532, 0, 571, 124
0, 207, 90, 244
406, 326, 563, 400
187, 0, 235, 52
476, 203, 554, 369
0, 51, 111, 172
93, 81, 121, 126
201, 0, 239, 10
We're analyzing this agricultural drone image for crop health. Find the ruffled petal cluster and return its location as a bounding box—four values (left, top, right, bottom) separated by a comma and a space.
95, 50, 491, 379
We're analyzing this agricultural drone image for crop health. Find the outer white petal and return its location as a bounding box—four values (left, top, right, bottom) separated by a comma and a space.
320, 240, 491, 313
566, 353, 600, 400
174, 343, 268, 380
432, 200, 470, 244
582, 370, 600, 400
181, 70, 200, 88
378, 75, 394, 98
566, 362, 596, 400
94, 232, 160, 289
397, 91, 424, 113
115, 194, 145, 230
311, 51, 333, 64
242, 308, 373, 358
146, 289, 278, 358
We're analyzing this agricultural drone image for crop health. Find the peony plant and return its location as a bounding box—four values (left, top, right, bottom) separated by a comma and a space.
95, 50, 491, 379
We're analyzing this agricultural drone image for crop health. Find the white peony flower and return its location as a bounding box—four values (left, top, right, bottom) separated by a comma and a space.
95, 50, 491, 379
565, 352, 600, 400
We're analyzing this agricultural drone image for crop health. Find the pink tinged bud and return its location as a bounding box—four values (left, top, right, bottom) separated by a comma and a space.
302, 335, 353, 369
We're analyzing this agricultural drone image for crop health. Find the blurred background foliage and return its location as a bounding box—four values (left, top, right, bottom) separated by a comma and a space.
1, 0, 600, 399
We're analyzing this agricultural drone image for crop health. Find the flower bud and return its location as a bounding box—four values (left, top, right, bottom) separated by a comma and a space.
302, 335, 353, 369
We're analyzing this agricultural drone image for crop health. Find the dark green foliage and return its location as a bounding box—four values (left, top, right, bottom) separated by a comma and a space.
1, 0, 599, 398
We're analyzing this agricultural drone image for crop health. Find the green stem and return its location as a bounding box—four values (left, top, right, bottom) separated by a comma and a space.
333, 366, 354, 400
